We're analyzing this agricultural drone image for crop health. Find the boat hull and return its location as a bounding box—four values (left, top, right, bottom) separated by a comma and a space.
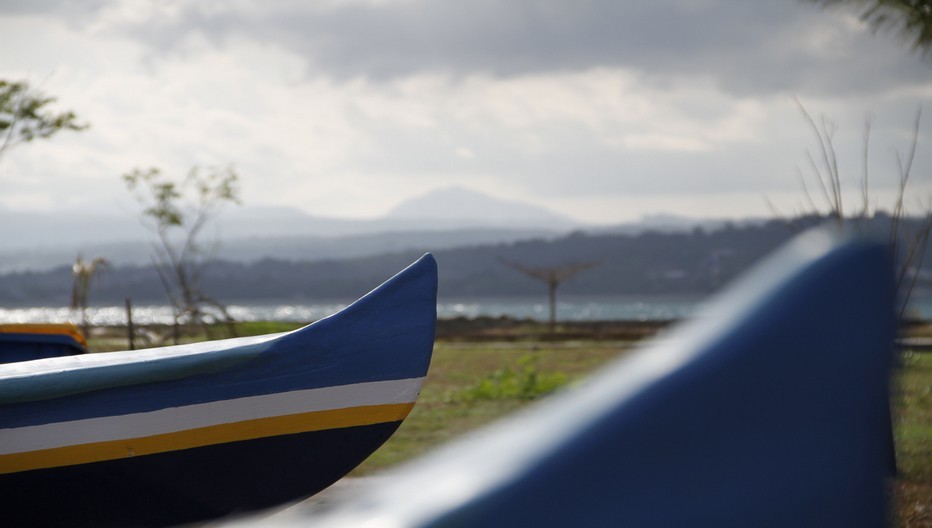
0, 254, 438, 527
0, 323, 88, 364
3, 421, 401, 527
268, 232, 896, 527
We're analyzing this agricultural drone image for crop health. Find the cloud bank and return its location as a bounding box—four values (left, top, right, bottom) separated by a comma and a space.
0, 0, 928, 224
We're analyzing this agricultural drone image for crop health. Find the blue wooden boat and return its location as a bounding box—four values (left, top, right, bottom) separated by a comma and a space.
0, 323, 89, 364
266, 231, 896, 527
0, 254, 437, 527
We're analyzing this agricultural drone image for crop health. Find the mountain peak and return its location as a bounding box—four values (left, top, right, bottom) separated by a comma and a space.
385, 186, 580, 228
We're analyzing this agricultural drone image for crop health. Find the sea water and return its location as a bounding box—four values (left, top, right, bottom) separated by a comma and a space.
0, 295, 700, 326
1, 293, 928, 326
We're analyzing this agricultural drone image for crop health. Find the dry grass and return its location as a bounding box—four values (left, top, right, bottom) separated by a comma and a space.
86, 321, 931, 523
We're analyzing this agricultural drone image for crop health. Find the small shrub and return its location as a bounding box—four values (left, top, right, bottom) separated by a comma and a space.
453, 351, 568, 402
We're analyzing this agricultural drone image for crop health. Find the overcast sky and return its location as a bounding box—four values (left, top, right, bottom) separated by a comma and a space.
1, 0, 929, 224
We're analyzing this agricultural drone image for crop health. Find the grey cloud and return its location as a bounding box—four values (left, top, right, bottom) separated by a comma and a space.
340, 108, 792, 198
0, 0, 109, 18
76, 0, 928, 97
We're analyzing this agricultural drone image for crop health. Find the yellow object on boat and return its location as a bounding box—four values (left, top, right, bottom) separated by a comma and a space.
0, 323, 87, 348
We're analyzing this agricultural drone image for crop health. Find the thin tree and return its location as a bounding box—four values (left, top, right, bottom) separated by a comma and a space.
500, 258, 601, 329
123, 165, 241, 338
0, 79, 87, 163
71, 254, 109, 339
809, 0, 932, 55
769, 101, 931, 319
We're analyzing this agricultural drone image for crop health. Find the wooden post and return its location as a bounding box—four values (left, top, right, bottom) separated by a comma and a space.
125, 298, 135, 350
499, 258, 601, 332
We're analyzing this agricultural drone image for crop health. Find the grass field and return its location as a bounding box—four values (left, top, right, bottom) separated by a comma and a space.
87, 323, 931, 525
351, 340, 634, 474
350, 339, 932, 526
894, 351, 932, 527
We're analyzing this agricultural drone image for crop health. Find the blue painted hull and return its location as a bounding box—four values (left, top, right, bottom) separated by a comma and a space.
0, 254, 438, 527
0, 324, 88, 363
4, 422, 401, 527
277, 231, 897, 527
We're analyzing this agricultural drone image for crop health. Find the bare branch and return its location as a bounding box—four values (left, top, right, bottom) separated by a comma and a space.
804, 150, 835, 215
764, 195, 799, 231
785, 103, 930, 323
797, 167, 823, 215
897, 210, 932, 318
890, 107, 922, 265
820, 114, 844, 218
123, 164, 240, 331
860, 114, 873, 217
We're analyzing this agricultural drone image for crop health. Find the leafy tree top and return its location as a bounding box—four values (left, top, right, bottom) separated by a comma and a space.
122, 165, 241, 328
812, 0, 932, 55
0, 79, 88, 159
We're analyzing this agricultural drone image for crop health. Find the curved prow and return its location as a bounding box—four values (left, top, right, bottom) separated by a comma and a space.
1, 253, 438, 405
290, 231, 896, 528
1, 253, 439, 527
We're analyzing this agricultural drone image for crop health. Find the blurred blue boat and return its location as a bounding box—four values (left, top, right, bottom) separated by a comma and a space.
0, 254, 437, 527
0, 323, 88, 364
275, 230, 896, 527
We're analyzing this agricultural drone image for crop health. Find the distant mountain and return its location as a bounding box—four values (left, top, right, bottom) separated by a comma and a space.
5, 216, 930, 308
0, 187, 583, 272
0, 227, 562, 273
0, 207, 148, 249
0, 187, 755, 274
0, 218, 821, 306
385, 186, 581, 229
0, 187, 578, 246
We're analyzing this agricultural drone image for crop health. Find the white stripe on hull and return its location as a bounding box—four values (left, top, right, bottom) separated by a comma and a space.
1, 377, 425, 455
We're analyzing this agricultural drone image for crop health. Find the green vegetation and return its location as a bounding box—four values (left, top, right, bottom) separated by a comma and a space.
86, 325, 930, 522
895, 351, 932, 480
352, 341, 631, 474
811, 0, 932, 54
451, 350, 569, 402
0, 79, 87, 163
352, 341, 932, 526
122, 165, 241, 333
893, 350, 932, 522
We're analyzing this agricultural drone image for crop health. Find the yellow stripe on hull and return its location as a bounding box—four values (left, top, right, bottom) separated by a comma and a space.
0, 323, 87, 347
0, 402, 413, 474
